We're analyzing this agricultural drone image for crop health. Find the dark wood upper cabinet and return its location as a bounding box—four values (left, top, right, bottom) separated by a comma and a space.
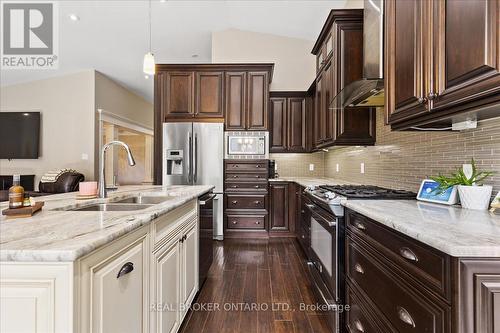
225, 71, 247, 130
385, 0, 430, 124
195, 71, 224, 118
335, 21, 376, 145
247, 71, 269, 130
312, 9, 376, 148
386, 0, 500, 129
287, 97, 306, 152
269, 97, 287, 152
163, 72, 194, 120
432, 0, 500, 111
269, 92, 307, 153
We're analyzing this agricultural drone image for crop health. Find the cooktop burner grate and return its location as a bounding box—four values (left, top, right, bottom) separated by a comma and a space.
319, 185, 416, 199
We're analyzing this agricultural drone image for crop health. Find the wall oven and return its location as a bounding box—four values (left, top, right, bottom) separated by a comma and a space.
224, 131, 269, 159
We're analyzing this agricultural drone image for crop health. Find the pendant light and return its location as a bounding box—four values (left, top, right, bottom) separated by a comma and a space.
143, 0, 155, 75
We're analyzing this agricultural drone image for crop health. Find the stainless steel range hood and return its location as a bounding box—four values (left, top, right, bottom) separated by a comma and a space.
330, 0, 384, 110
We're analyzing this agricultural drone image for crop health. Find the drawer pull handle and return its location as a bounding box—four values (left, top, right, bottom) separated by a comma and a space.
354, 222, 366, 230
233, 175, 238, 178
233, 165, 238, 168
232, 185, 238, 188
397, 306, 416, 328
116, 262, 134, 279
232, 221, 238, 225
254, 201, 261, 205
354, 263, 365, 274
353, 319, 365, 332
255, 175, 260, 178
255, 221, 260, 225
399, 247, 418, 262
232, 200, 238, 204
254, 185, 260, 188
256, 165, 261, 168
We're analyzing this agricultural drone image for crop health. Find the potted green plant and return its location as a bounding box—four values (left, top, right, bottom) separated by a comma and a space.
431, 159, 494, 210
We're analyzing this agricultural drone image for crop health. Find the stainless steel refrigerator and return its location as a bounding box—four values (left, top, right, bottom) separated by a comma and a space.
162, 122, 224, 240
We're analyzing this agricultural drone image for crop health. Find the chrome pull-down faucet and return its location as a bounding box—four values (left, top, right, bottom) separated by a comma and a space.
99, 141, 136, 198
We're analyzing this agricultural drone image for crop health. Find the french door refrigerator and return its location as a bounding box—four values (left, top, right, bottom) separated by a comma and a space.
162, 122, 224, 240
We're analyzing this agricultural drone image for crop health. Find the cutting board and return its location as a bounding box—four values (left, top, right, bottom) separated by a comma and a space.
2, 202, 44, 218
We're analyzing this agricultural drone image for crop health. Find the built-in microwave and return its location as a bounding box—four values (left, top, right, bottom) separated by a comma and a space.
224, 131, 269, 159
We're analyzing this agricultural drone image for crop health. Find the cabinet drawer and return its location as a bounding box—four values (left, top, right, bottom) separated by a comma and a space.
225, 161, 268, 172
225, 172, 267, 182
226, 215, 265, 229
346, 284, 391, 333
225, 194, 266, 210
225, 182, 267, 192
347, 236, 450, 333
346, 210, 450, 300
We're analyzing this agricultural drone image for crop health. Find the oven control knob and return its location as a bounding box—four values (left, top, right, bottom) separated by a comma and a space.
306, 185, 316, 192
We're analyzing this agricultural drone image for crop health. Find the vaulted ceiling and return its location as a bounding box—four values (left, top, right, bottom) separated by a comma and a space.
0, 0, 362, 102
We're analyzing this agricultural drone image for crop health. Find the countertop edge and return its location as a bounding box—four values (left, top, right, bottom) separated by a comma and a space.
0, 186, 213, 262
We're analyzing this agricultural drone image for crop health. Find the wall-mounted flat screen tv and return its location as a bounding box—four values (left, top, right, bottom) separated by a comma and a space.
0, 112, 41, 159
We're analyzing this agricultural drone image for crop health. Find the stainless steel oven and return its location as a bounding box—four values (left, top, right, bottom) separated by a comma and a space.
303, 195, 342, 332
224, 131, 269, 159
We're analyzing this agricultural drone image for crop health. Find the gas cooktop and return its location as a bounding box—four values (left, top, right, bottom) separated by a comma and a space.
318, 185, 416, 200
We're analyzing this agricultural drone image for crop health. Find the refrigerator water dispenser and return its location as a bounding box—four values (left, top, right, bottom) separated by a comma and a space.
165, 150, 184, 175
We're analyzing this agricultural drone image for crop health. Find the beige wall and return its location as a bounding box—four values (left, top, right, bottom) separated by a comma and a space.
212, 29, 316, 91
0, 71, 96, 189
95, 71, 153, 129
0, 70, 154, 190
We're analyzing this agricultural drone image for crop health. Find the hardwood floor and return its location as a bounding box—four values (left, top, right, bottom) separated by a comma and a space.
180, 238, 332, 333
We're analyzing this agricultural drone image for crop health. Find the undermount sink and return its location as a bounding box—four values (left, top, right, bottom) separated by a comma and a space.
114, 195, 175, 205
70, 203, 153, 212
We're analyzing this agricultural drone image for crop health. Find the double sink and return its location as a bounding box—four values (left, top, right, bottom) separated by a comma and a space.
70, 195, 176, 212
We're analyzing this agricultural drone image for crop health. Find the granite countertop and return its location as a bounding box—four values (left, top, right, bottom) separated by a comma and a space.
342, 199, 500, 257
0, 185, 213, 262
271, 177, 500, 257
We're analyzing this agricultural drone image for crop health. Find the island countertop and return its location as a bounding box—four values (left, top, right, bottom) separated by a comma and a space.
0, 185, 213, 262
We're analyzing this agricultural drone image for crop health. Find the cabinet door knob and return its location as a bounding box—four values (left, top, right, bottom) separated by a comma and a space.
354, 263, 365, 274
254, 185, 260, 189
399, 247, 419, 262
254, 201, 261, 205
233, 175, 238, 178
428, 92, 438, 100
232, 185, 238, 188
354, 222, 366, 231
232, 221, 238, 225
231, 200, 238, 204
255, 221, 260, 225
397, 306, 416, 328
353, 319, 365, 332
256, 165, 261, 168
116, 262, 134, 279
418, 97, 428, 104
255, 175, 260, 178
233, 165, 238, 168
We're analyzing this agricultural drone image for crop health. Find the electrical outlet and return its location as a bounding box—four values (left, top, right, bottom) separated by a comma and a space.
360, 162, 365, 174
336, 164, 340, 172
309, 164, 314, 171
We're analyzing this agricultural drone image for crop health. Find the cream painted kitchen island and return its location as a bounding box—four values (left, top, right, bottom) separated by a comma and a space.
0, 185, 213, 333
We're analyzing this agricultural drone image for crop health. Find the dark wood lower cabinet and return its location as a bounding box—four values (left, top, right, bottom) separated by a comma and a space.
345, 209, 500, 333
268, 181, 297, 237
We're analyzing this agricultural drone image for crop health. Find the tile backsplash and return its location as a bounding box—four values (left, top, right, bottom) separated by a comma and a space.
325, 111, 500, 195
270, 152, 325, 177
272, 110, 500, 197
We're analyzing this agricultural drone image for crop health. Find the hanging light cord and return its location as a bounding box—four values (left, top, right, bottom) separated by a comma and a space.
148, 0, 152, 53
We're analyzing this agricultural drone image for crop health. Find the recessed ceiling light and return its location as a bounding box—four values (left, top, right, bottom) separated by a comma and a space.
69, 14, 80, 21
191, 54, 199, 58
160, 0, 167, 2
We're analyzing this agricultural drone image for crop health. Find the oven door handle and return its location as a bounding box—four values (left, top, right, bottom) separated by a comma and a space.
306, 204, 337, 227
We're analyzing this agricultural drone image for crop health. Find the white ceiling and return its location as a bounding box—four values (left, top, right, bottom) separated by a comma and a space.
0, 0, 362, 102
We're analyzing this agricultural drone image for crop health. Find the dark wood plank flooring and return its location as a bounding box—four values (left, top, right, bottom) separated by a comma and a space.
180, 238, 332, 333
